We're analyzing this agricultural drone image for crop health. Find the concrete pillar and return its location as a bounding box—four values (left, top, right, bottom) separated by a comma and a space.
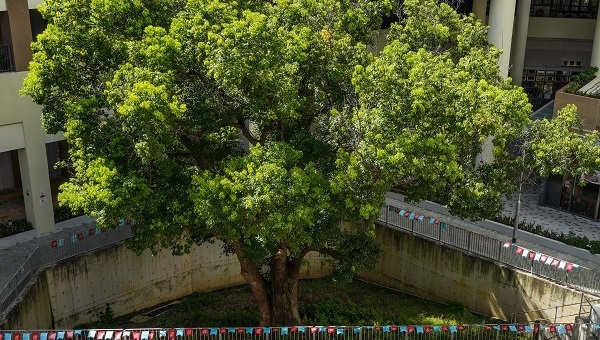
18, 129, 55, 235
6, 0, 33, 72
487, 0, 517, 78
590, 5, 600, 68
472, 0, 488, 24
510, 0, 532, 85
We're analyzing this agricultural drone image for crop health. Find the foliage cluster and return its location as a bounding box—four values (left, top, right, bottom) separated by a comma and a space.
0, 218, 33, 238
566, 66, 599, 94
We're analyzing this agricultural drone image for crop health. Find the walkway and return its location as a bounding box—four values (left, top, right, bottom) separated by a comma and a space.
502, 186, 600, 241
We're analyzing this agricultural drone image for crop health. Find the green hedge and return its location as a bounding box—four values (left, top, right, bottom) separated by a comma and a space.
493, 214, 600, 254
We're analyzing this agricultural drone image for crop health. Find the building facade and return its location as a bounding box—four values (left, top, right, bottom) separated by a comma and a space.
2, 0, 600, 234
1, 0, 61, 235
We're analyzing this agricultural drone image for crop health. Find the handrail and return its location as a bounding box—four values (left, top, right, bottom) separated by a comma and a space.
376, 204, 600, 296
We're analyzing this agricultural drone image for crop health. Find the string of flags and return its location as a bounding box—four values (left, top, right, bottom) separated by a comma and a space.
387, 206, 445, 226
1, 325, 599, 340
502, 242, 580, 272
50, 219, 134, 248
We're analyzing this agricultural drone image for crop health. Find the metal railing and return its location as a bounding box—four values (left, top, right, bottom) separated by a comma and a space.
0, 223, 133, 320
0, 44, 13, 72
510, 296, 600, 324
0, 325, 599, 340
376, 205, 600, 295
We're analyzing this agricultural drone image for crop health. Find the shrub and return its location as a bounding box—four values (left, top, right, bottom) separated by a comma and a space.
566, 66, 598, 93
590, 241, 600, 254
492, 215, 595, 253
0, 218, 33, 238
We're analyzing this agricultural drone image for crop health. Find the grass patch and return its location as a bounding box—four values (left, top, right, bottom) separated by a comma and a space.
78, 278, 489, 328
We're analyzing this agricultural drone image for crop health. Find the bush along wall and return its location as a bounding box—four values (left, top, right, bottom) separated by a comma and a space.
493, 214, 600, 254
0, 218, 33, 238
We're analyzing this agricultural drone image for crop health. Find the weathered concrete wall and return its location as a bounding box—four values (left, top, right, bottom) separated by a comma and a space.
359, 224, 590, 323
4, 240, 332, 329
5, 224, 594, 329
3, 272, 53, 330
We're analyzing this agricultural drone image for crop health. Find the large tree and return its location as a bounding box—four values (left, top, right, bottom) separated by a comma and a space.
23, 0, 530, 325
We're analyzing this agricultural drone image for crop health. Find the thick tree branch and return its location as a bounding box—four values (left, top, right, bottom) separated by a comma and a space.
237, 118, 259, 146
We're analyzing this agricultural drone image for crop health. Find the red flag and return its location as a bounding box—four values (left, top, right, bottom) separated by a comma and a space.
501, 325, 509, 331
528, 252, 536, 260
255, 329, 263, 335
551, 259, 560, 267
503, 242, 511, 248
515, 247, 524, 255
310, 328, 318, 334
484, 325, 492, 330
407, 326, 415, 333
517, 325, 525, 331
327, 328, 335, 334
0, 332, 4, 340
168, 330, 176, 340
14, 333, 21, 340
271, 328, 280, 333
114, 332, 122, 340
289, 328, 297, 333
89, 228, 95, 236
566, 263, 574, 272
96, 331, 106, 340
32, 333, 39, 340
539, 255, 548, 262
458, 325, 465, 331
49, 332, 56, 340
391, 326, 398, 332
425, 326, 432, 334
66, 332, 73, 340
132, 332, 140, 340
219, 329, 226, 335
77, 233, 84, 240
51, 240, 58, 247
185, 329, 193, 337
549, 326, 556, 333
404, 212, 410, 217
565, 324, 573, 331
441, 326, 449, 332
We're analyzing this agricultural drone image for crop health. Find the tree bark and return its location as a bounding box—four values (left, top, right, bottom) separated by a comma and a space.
233, 243, 306, 326
232, 243, 273, 326
271, 248, 300, 325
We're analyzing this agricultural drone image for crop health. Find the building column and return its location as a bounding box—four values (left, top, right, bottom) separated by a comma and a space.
488, 0, 517, 78
472, 0, 488, 24
18, 129, 55, 235
510, 0, 531, 85
6, 0, 33, 71
590, 5, 600, 68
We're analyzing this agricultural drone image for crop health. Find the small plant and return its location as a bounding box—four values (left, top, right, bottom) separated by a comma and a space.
566, 66, 598, 93
93, 303, 114, 323
590, 240, 600, 254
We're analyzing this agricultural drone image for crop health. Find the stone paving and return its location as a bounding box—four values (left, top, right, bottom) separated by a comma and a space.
502, 187, 600, 241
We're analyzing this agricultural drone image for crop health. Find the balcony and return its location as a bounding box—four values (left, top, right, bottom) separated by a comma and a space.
0, 44, 14, 73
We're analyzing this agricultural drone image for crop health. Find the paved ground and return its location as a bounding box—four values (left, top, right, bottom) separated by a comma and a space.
502, 186, 600, 241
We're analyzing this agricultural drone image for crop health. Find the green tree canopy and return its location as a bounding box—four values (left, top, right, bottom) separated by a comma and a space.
23, 0, 531, 325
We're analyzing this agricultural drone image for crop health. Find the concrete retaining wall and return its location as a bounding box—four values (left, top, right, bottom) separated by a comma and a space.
360, 224, 591, 323
3, 240, 331, 329
4, 225, 596, 329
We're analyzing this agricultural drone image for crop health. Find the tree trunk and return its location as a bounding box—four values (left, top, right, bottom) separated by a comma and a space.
271, 249, 302, 325
232, 243, 273, 326
232, 243, 306, 326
